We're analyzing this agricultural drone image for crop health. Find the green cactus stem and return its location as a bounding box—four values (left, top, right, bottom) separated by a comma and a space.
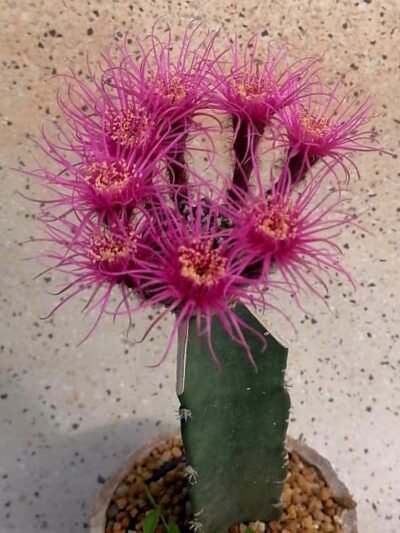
177, 304, 290, 532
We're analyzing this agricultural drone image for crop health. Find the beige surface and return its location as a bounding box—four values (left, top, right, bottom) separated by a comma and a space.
1, 0, 399, 532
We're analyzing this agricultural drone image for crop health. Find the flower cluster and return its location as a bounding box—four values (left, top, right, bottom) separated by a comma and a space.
29, 23, 380, 363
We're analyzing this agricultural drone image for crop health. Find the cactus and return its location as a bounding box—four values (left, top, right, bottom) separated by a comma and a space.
178, 304, 290, 532
28, 24, 375, 533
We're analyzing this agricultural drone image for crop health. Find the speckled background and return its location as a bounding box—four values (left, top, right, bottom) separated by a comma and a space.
1, 0, 399, 532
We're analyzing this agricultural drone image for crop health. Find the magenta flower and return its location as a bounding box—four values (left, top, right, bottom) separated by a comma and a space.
32, 41, 196, 226
211, 36, 316, 125
58, 70, 167, 162
133, 196, 269, 367
51, 33, 205, 199
117, 22, 219, 192
210, 36, 317, 193
34, 147, 165, 222
121, 22, 215, 120
226, 169, 355, 302
38, 216, 147, 339
276, 78, 377, 185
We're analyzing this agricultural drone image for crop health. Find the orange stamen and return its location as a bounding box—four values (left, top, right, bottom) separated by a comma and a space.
89, 231, 137, 264
105, 108, 150, 147
85, 160, 130, 195
154, 75, 188, 104
254, 201, 297, 240
231, 71, 270, 101
300, 110, 331, 142
178, 241, 227, 286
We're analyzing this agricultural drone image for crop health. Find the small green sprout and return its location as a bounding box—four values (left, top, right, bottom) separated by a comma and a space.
143, 485, 181, 533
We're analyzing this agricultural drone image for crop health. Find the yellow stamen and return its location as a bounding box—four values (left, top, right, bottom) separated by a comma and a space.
105, 108, 150, 147
231, 71, 270, 101
154, 75, 188, 104
254, 201, 297, 240
178, 241, 227, 287
299, 110, 331, 141
85, 160, 130, 194
89, 231, 137, 264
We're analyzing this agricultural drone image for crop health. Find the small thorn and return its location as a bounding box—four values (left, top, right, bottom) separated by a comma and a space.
185, 465, 198, 484
177, 407, 192, 422
271, 502, 283, 509
189, 520, 203, 532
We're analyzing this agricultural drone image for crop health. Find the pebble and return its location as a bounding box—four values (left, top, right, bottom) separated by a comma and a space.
115, 497, 128, 510
105, 437, 346, 533
106, 504, 119, 519
171, 446, 182, 458
115, 484, 129, 498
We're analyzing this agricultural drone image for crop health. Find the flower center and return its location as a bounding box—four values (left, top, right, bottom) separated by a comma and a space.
89, 230, 137, 264
178, 241, 227, 287
105, 107, 150, 148
231, 71, 270, 101
154, 74, 189, 104
85, 160, 130, 195
299, 110, 331, 142
254, 201, 297, 240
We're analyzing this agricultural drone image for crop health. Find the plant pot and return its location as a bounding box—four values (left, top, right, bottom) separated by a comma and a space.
90, 434, 358, 533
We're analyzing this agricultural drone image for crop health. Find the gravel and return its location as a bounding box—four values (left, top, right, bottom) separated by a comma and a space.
105, 436, 345, 533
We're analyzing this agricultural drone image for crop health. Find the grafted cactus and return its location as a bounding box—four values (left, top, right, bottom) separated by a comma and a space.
178, 304, 290, 532
28, 21, 379, 533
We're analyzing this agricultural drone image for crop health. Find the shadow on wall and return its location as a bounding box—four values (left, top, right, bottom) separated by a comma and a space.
4, 419, 176, 533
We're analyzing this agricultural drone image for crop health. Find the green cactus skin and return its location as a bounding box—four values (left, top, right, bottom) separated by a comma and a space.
178, 304, 290, 532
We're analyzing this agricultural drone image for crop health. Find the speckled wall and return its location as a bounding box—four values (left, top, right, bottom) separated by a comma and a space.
1, 0, 399, 532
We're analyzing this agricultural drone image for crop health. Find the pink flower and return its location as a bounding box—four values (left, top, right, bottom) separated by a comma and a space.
276, 78, 378, 185
58, 70, 170, 163
117, 22, 219, 192
210, 35, 317, 193
51, 30, 208, 200
121, 22, 216, 121
34, 147, 166, 221
38, 216, 148, 340
212, 36, 314, 125
133, 195, 269, 367
226, 169, 355, 302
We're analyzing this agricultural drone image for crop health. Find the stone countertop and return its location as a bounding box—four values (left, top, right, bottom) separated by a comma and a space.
0, 0, 399, 532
